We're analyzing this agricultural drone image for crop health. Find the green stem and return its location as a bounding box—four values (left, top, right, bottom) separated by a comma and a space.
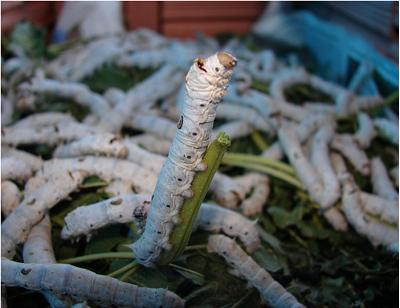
157, 132, 231, 265
169, 264, 205, 280
222, 159, 304, 189
120, 263, 139, 282
250, 131, 268, 151
58, 252, 133, 264
184, 244, 207, 251
223, 153, 296, 175
108, 261, 138, 277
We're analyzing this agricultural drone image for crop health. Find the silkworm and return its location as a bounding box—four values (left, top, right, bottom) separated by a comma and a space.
1, 95, 14, 127
332, 153, 398, 251
370, 157, 398, 202
1, 157, 34, 183
2, 121, 101, 147
277, 124, 324, 203
37, 157, 158, 194
2, 170, 88, 258
9, 112, 75, 130
360, 192, 398, 225
310, 126, 347, 231
103, 88, 126, 107
211, 120, 254, 141
23, 215, 74, 307
116, 46, 171, 69
61, 195, 260, 253
20, 78, 114, 130
247, 50, 277, 83
129, 114, 176, 140
1, 259, 185, 308
331, 134, 370, 175
207, 235, 304, 308
129, 134, 172, 155
354, 112, 376, 148
105, 180, 135, 196
53, 133, 128, 158
374, 118, 399, 145
132, 52, 237, 267
1, 181, 22, 217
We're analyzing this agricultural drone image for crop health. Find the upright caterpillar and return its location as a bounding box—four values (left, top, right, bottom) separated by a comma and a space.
131, 52, 237, 267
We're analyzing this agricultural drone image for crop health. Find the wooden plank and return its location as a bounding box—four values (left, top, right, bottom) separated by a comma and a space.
1, 1, 55, 34
163, 1, 265, 20
123, 2, 160, 31
163, 20, 254, 38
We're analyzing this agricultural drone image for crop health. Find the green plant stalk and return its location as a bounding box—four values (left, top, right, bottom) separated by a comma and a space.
58, 252, 134, 264
250, 131, 269, 151
108, 261, 138, 277
223, 152, 296, 175
120, 263, 140, 282
221, 159, 304, 189
157, 132, 231, 265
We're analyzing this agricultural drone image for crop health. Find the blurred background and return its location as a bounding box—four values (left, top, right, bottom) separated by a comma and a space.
1, 1, 398, 61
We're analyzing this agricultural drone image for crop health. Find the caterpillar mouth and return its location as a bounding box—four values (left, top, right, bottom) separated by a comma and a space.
217, 52, 237, 69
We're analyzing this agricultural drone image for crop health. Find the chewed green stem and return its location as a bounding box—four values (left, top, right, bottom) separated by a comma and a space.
223, 153, 295, 175
120, 264, 140, 282
158, 132, 231, 265
250, 131, 268, 151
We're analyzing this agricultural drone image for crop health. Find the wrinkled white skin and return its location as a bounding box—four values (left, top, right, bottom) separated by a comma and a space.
331, 154, 398, 252
1, 157, 34, 183
370, 157, 398, 202
9, 112, 75, 130
2, 121, 101, 147
390, 165, 399, 187
105, 180, 134, 196
1, 259, 185, 308
331, 134, 370, 175
132, 52, 236, 267
277, 124, 323, 203
61, 195, 260, 253
37, 157, 158, 194
20, 78, 114, 131
360, 192, 399, 225
1, 170, 88, 258
54, 133, 128, 158
310, 126, 347, 231
354, 112, 376, 149
207, 235, 305, 308
1, 181, 22, 217
374, 118, 399, 145
23, 215, 75, 308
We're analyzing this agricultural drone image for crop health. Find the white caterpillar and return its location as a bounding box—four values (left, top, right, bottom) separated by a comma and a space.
53, 133, 128, 158
8, 112, 75, 130
104, 180, 135, 196
211, 120, 254, 141
370, 157, 398, 202
207, 235, 304, 308
331, 154, 398, 251
61, 196, 260, 253
131, 52, 237, 267
129, 134, 172, 155
1, 181, 22, 217
354, 112, 376, 149
1, 170, 88, 258
1, 259, 185, 308
390, 165, 399, 187
23, 215, 75, 308
1, 157, 35, 183
374, 118, 399, 145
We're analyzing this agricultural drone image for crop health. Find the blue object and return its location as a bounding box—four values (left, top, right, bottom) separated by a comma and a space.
51, 28, 67, 44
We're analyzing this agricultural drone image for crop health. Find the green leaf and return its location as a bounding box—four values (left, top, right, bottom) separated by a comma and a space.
9, 21, 47, 59
267, 204, 304, 229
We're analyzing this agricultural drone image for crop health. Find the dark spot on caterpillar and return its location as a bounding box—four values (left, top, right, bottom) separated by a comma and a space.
143, 200, 150, 205
187, 155, 192, 159
196, 58, 207, 73
38, 211, 42, 215
149, 251, 153, 254
151, 195, 154, 200
22, 229, 26, 233
166, 204, 171, 208
27, 198, 36, 205
21, 268, 32, 275
119, 215, 123, 218
200, 104, 205, 107
215, 67, 219, 72
177, 116, 183, 129
206, 221, 210, 225
109, 137, 118, 143
111, 198, 123, 205
157, 231, 162, 234
28, 252, 34, 256
78, 157, 85, 162
293, 153, 299, 159
68, 171, 73, 179
223, 251, 227, 255
43, 248, 49, 252
229, 226, 233, 230
244, 232, 249, 236
54, 125, 59, 133
178, 178, 182, 182
90, 224, 93, 228
192, 132, 197, 136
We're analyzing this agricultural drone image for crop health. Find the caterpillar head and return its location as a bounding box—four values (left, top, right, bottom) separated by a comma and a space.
195, 52, 237, 79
